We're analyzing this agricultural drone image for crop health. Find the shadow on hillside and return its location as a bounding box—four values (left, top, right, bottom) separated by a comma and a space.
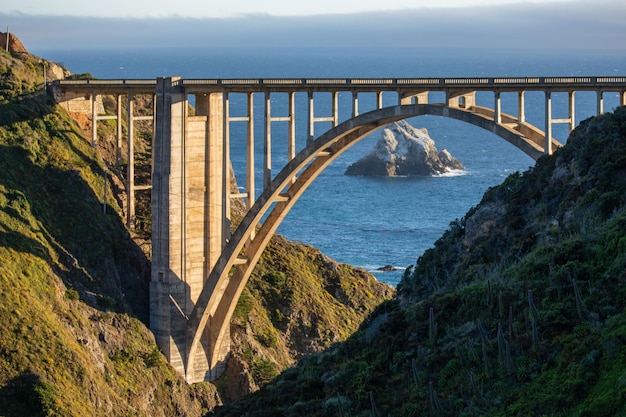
0, 371, 53, 417
0, 90, 55, 126
0, 142, 151, 323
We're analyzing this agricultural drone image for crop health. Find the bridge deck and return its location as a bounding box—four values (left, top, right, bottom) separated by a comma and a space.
56, 76, 626, 94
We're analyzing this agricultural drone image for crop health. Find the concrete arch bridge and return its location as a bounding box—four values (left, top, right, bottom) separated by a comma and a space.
53, 76, 626, 382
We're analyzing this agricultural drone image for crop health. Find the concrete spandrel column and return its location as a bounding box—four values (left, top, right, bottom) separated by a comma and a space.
116, 94, 123, 169
91, 93, 98, 148
288, 92, 295, 162
307, 91, 314, 144
545, 91, 553, 155
461, 92, 475, 109
206, 92, 226, 274
127, 95, 135, 229
568, 91, 576, 133
332, 91, 339, 127
518, 91, 526, 123
494, 91, 502, 124
246, 92, 255, 208
264, 92, 272, 190
597, 90, 604, 115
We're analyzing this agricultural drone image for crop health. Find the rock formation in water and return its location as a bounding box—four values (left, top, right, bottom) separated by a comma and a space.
345, 120, 463, 176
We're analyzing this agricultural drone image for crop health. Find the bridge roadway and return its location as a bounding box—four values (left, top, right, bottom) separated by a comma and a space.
53, 76, 626, 383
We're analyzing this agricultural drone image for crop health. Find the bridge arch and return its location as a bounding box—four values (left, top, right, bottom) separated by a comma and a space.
185, 102, 562, 378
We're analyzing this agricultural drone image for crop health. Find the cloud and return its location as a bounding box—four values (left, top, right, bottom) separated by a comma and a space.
2, 0, 626, 51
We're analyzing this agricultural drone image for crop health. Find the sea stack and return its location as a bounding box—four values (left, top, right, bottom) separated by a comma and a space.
345, 120, 463, 176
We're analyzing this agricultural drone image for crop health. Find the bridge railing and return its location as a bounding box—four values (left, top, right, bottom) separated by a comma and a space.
56, 76, 626, 91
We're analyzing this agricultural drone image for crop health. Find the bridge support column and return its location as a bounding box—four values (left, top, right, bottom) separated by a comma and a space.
447, 91, 475, 109
264, 93, 272, 189
568, 91, 576, 133
518, 91, 526, 123
399, 91, 428, 105
127, 95, 135, 228
597, 90, 604, 115
621, 91, 626, 107
91, 94, 98, 148
494, 91, 502, 124
150, 77, 230, 383
307, 91, 314, 144
352, 91, 359, 117
116, 94, 123, 169
545, 91, 553, 155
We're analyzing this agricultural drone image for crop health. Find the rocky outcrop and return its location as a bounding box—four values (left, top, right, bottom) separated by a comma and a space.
345, 120, 463, 176
0, 32, 28, 55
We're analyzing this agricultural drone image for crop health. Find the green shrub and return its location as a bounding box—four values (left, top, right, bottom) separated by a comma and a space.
64, 288, 79, 300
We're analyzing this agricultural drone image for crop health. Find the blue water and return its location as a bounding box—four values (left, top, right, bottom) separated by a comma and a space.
37, 46, 626, 286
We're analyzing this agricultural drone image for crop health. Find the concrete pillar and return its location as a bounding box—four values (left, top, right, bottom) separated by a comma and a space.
247, 92, 255, 208
127, 95, 135, 228
494, 91, 502, 124
264, 92, 272, 189
377, 91, 383, 109
621, 91, 626, 106
414, 92, 429, 105
461, 92, 475, 108
352, 91, 359, 117
91, 94, 97, 148
545, 91, 553, 155
288, 92, 296, 162
518, 91, 526, 123
332, 91, 339, 127
446, 91, 459, 108
223, 94, 231, 244
307, 91, 314, 144
151, 77, 228, 383
150, 76, 188, 379
568, 91, 576, 133
597, 90, 604, 115
399, 93, 412, 105
116, 94, 123, 169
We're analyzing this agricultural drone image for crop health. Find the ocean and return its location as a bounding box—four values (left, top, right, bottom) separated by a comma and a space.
36, 46, 626, 286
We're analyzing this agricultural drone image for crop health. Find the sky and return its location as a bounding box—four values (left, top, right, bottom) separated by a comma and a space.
2, 0, 626, 51
8, 0, 577, 18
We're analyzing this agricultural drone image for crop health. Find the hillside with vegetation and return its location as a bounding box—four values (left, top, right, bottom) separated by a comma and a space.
0, 34, 392, 416
212, 106, 626, 413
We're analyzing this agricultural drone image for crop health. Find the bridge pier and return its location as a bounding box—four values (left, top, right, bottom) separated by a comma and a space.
150, 77, 231, 383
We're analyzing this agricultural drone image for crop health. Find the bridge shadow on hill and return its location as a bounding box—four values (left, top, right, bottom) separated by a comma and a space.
0, 140, 152, 323
0, 371, 55, 417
